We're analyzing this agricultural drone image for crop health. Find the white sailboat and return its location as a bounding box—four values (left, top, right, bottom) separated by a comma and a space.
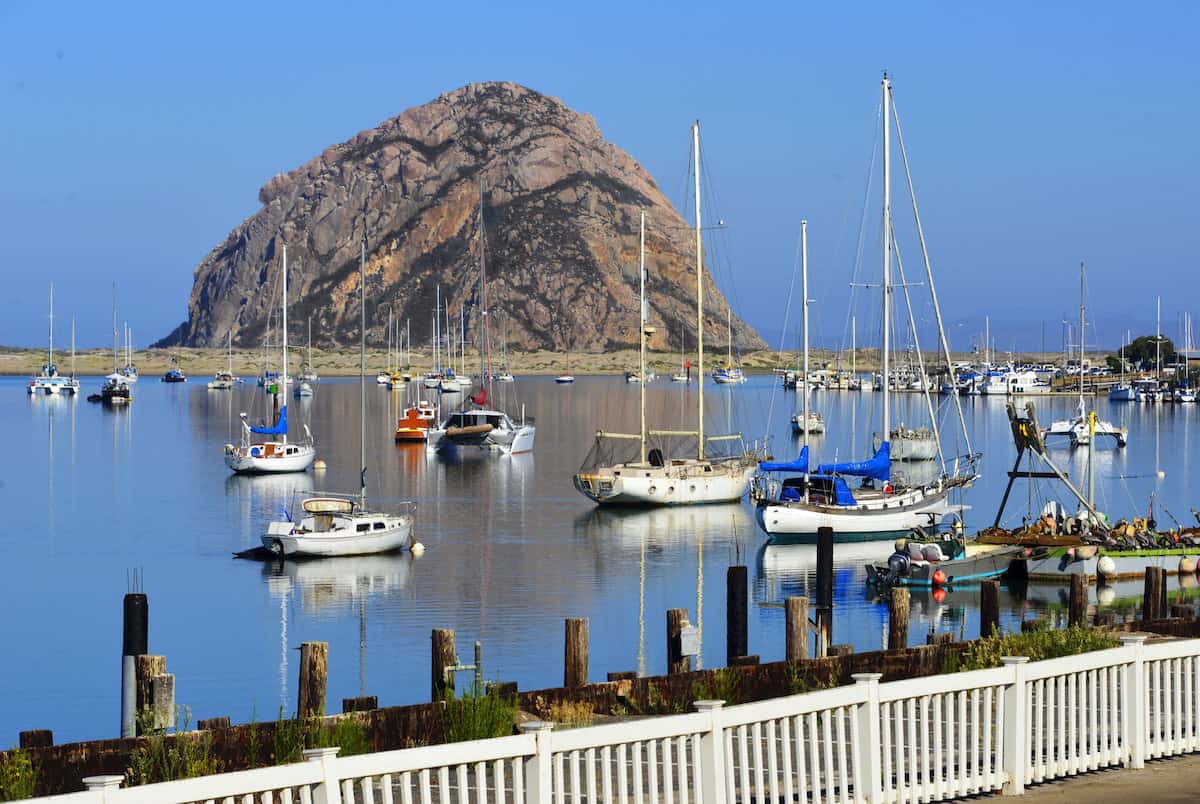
208, 329, 237, 389
119, 324, 138, 382
91, 284, 132, 405
711, 308, 747, 384
754, 75, 979, 541
1043, 263, 1127, 448
27, 283, 78, 395
261, 234, 416, 557
789, 222, 824, 436
574, 124, 759, 505
429, 183, 536, 454
224, 245, 316, 473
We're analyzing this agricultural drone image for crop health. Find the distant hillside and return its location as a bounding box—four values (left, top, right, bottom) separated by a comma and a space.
157, 82, 764, 353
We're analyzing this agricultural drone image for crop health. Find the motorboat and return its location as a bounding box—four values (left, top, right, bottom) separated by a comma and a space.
791, 412, 825, 435
430, 407, 535, 454
263, 496, 414, 557
394, 400, 438, 443
555, 371, 576, 384
865, 537, 1024, 588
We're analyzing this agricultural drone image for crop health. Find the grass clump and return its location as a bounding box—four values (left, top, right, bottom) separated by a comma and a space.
441, 686, 518, 743
0, 749, 37, 802
948, 622, 1120, 673
126, 708, 221, 786
547, 700, 594, 727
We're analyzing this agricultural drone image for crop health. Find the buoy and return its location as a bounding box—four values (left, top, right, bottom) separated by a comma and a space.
1097, 555, 1117, 578
411, 542, 425, 556
1157, 470, 1166, 479
932, 569, 947, 587
1097, 586, 1116, 606
1179, 557, 1196, 575
313, 459, 327, 471
932, 588, 947, 604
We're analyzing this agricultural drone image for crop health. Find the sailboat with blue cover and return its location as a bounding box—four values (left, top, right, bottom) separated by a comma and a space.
752, 75, 978, 541
224, 244, 315, 474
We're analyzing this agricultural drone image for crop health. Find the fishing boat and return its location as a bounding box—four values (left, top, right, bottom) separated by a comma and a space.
574, 129, 760, 506
224, 245, 316, 474
27, 283, 79, 396
753, 75, 979, 541
394, 400, 438, 443
257, 233, 416, 558
1043, 263, 1127, 448
162, 356, 187, 383
430, 183, 536, 455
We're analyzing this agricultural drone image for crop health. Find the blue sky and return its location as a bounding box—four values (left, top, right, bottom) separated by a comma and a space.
1, 1, 1196, 352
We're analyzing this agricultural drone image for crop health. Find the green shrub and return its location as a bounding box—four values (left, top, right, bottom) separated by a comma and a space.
948, 623, 1119, 673
442, 686, 518, 743
272, 707, 306, 766
0, 749, 37, 802
126, 708, 221, 786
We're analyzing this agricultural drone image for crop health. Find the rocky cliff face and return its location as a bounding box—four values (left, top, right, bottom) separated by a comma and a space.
157, 82, 765, 355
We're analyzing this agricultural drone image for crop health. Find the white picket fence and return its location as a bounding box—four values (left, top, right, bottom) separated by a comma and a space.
29, 635, 1200, 804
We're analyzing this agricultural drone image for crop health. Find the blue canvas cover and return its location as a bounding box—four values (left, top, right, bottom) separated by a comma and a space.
759, 446, 808, 473
251, 405, 288, 436
831, 476, 858, 505
816, 441, 891, 481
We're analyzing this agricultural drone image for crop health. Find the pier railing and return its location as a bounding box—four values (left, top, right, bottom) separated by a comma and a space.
31, 635, 1200, 804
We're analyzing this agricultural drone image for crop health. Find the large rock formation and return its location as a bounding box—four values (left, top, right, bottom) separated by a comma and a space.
157, 82, 765, 354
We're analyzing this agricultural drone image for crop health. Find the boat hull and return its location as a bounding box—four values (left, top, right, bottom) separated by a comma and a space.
867, 547, 1023, 587
574, 462, 755, 506
756, 484, 959, 541
225, 445, 316, 474
262, 517, 413, 557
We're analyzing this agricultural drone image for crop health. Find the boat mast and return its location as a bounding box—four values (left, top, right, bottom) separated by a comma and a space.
851, 315, 857, 381
1156, 295, 1162, 380
280, 246, 289, 444
693, 121, 705, 460
639, 210, 647, 464
479, 182, 491, 394
1078, 262, 1085, 405
228, 328, 233, 376
307, 316, 312, 373
801, 220, 810, 448
71, 317, 75, 378
881, 73, 892, 443
435, 286, 441, 374
359, 235, 367, 506
111, 283, 118, 376
48, 281, 54, 370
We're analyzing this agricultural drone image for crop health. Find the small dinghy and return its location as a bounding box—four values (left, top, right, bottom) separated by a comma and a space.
866, 534, 1023, 588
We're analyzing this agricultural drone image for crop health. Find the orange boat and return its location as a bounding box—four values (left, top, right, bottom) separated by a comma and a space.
394, 401, 438, 442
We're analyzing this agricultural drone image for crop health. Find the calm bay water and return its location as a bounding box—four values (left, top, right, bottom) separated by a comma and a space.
3, 373, 1197, 743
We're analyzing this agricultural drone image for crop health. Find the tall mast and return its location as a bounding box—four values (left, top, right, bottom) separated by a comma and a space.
1078, 262, 1085, 404
881, 73, 892, 442
360, 235, 367, 505
693, 121, 705, 460
435, 287, 441, 373
71, 317, 75, 378
112, 283, 118, 375
307, 316, 312, 370
1156, 295, 1162, 379
479, 182, 491, 394
851, 315, 856, 380
639, 211, 647, 464
281, 246, 289, 387
801, 220, 810, 448
48, 282, 54, 369
228, 328, 233, 375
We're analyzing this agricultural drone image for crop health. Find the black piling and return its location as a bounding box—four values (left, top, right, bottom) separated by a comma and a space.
726, 566, 748, 664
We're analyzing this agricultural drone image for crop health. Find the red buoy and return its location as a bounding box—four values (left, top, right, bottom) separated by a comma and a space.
932, 588, 947, 604
932, 569, 947, 587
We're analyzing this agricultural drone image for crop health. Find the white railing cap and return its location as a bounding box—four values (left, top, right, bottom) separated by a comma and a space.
303, 747, 341, 761
518, 721, 554, 733
82, 775, 124, 791
1119, 634, 1148, 646
1000, 656, 1030, 665
693, 700, 725, 712
852, 673, 883, 683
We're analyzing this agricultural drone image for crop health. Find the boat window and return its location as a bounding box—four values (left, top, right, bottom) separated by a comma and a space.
356, 523, 370, 533
373, 522, 386, 530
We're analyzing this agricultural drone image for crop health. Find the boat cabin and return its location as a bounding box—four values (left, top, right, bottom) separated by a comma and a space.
778, 474, 858, 506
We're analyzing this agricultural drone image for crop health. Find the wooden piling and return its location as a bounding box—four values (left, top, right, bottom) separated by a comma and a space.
1068, 574, 1087, 626
197, 717, 231, 731
18, 730, 53, 749
297, 641, 328, 719
667, 608, 691, 675
726, 566, 748, 664
888, 588, 910, 651
730, 655, 760, 666
926, 632, 954, 646
829, 644, 854, 657
432, 629, 457, 702
133, 655, 166, 734
342, 696, 378, 713
606, 671, 637, 682
564, 618, 589, 688
980, 581, 1000, 637
151, 674, 175, 731
1143, 567, 1163, 620
785, 596, 809, 661
1160, 567, 1169, 619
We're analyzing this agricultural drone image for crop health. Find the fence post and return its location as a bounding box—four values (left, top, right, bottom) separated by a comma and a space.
82, 775, 125, 803
852, 674, 883, 804
519, 721, 554, 804
1000, 656, 1029, 796
304, 746, 344, 804
694, 700, 727, 804
1120, 635, 1147, 769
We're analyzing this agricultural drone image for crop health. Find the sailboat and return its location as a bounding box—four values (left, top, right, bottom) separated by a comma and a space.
711, 308, 747, 384
208, 330, 237, 389
789, 223, 824, 436
90, 285, 132, 404
299, 317, 319, 385
556, 345, 576, 384
494, 313, 515, 382
224, 245, 316, 473
753, 75, 979, 541
573, 124, 760, 506
260, 234, 416, 557
671, 327, 690, 383
27, 283, 78, 395
120, 325, 138, 382
1043, 263, 1127, 448
429, 183, 536, 454
162, 355, 187, 383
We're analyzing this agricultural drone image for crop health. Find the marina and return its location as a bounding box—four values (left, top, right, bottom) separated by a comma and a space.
5, 371, 1199, 744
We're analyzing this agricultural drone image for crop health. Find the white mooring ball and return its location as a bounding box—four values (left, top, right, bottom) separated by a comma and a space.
411, 541, 426, 557
1097, 555, 1117, 578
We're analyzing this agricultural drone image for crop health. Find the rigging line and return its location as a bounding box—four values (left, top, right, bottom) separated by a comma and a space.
888, 85, 974, 460
764, 225, 806, 443
841, 99, 883, 353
